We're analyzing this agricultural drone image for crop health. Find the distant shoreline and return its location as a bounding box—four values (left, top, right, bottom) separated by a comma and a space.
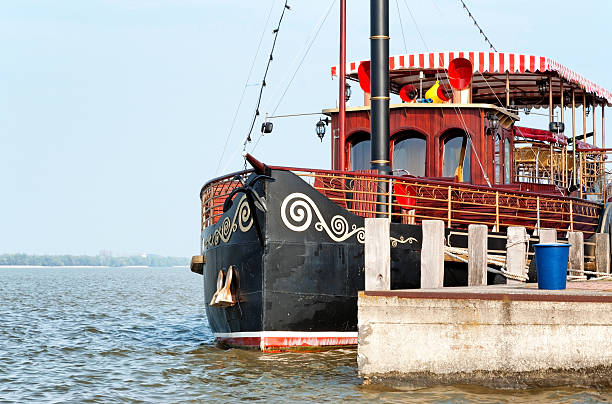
0, 265, 188, 269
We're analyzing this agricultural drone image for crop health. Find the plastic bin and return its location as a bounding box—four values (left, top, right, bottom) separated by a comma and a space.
533, 243, 570, 290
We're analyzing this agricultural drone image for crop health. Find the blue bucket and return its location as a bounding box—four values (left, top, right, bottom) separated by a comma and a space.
533, 243, 570, 290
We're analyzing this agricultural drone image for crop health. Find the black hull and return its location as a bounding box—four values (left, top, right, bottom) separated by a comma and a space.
202, 169, 504, 350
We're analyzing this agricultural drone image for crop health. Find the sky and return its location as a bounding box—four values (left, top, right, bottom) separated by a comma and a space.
1, 0, 611, 257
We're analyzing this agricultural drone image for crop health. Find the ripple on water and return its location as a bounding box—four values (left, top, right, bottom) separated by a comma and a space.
1, 266, 611, 403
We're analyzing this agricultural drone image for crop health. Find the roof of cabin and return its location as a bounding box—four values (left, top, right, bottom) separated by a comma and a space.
331, 51, 612, 107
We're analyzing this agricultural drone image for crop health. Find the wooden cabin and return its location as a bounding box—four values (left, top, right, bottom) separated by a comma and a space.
327, 52, 612, 200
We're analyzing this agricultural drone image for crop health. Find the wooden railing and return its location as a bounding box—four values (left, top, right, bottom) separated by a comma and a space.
200, 167, 601, 236
577, 148, 611, 201
200, 170, 253, 230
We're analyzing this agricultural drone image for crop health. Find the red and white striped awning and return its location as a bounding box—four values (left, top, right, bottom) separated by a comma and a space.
331, 51, 612, 105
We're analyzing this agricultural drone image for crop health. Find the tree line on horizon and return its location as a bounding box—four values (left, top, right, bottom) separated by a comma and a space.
0, 253, 189, 267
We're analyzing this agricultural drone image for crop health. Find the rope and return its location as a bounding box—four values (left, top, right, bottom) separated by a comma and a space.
395, 0, 409, 53
399, 1, 492, 187
244, 1, 291, 148
215, 0, 278, 176
251, 0, 336, 155
444, 235, 530, 282
458, 0, 497, 52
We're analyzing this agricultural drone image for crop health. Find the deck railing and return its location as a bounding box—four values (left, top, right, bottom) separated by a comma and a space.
576, 148, 611, 201
200, 167, 601, 236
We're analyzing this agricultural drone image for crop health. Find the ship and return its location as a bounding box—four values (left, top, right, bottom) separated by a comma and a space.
190, 1, 612, 352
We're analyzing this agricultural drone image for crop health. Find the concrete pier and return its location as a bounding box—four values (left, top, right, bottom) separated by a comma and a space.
358, 282, 612, 388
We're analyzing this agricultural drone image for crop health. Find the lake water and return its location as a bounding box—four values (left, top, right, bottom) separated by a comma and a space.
1, 266, 610, 403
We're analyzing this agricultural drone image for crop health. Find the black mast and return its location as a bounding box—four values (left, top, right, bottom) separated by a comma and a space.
370, 0, 391, 216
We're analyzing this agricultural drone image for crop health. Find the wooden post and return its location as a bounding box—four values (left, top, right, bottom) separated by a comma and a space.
447, 186, 452, 228
495, 191, 500, 231
593, 100, 597, 147
603, 105, 606, 149
549, 76, 554, 123
365, 218, 391, 290
583, 93, 588, 145
560, 80, 564, 123
536, 196, 541, 233
506, 227, 527, 285
603, 105, 606, 201
567, 231, 584, 278
539, 228, 557, 244
570, 200, 574, 231
594, 233, 611, 275
505, 71, 510, 107
468, 224, 488, 286
572, 90, 576, 185
421, 220, 445, 288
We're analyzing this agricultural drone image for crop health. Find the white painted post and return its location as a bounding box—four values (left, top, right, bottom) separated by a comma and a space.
421, 220, 445, 288
539, 228, 557, 244
506, 227, 527, 285
594, 233, 611, 275
468, 224, 488, 286
567, 231, 584, 278
365, 218, 391, 291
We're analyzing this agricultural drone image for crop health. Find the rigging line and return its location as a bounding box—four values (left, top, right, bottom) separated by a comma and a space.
215, 0, 278, 175
243, 0, 291, 148
458, 0, 497, 52
270, 0, 336, 116
251, 0, 336, 155
395, 0, 408, 53
477, 70, 505, 107
401, 0, 491, 186
401, 0, 428, 50
401, 2, 491, 185
262, 0, 335, 114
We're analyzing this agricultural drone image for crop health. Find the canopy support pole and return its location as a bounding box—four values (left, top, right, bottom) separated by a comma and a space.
505, 72, 510, 107
560, 80, 565, 187
572, 90, 576, 187
583, 94, 588, 145
549, 77, 554, 123
593, 98, 597, 147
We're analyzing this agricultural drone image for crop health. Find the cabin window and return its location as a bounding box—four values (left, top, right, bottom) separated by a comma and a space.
392, 135, 426, 176
349, 133, 371, 171
494, 134, 501, 184
442, 132, 471, 182
504, 137, 511, 184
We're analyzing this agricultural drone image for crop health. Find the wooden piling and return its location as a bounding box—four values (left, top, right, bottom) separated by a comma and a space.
421, 220, 445, 288
594, 233, 611, 275
365, 218, 390, 290
568, 231, 584, 277
468, 224, 488, 286
506, 226, 527, 285
539, 228, 557, 244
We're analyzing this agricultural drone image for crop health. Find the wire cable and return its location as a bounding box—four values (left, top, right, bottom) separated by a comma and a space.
250, 0, 336, 154
458, 0, 497, 52
243, 1, 291, 149
395, 0, 408, 53
215, 0, 278, 175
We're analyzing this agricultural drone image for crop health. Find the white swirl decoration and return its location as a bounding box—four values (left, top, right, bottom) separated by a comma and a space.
280, 193, 365, 243
205, 195, 253, 248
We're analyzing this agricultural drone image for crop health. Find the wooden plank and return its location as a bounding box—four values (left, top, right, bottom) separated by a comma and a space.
539, 228, 557, 244
421, 220, 445, 288
594, 233, 611, 275
365, 218, 391, 291
567, 231, 584, 277
506, 226, 527, 285
468, 224, 488, 286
